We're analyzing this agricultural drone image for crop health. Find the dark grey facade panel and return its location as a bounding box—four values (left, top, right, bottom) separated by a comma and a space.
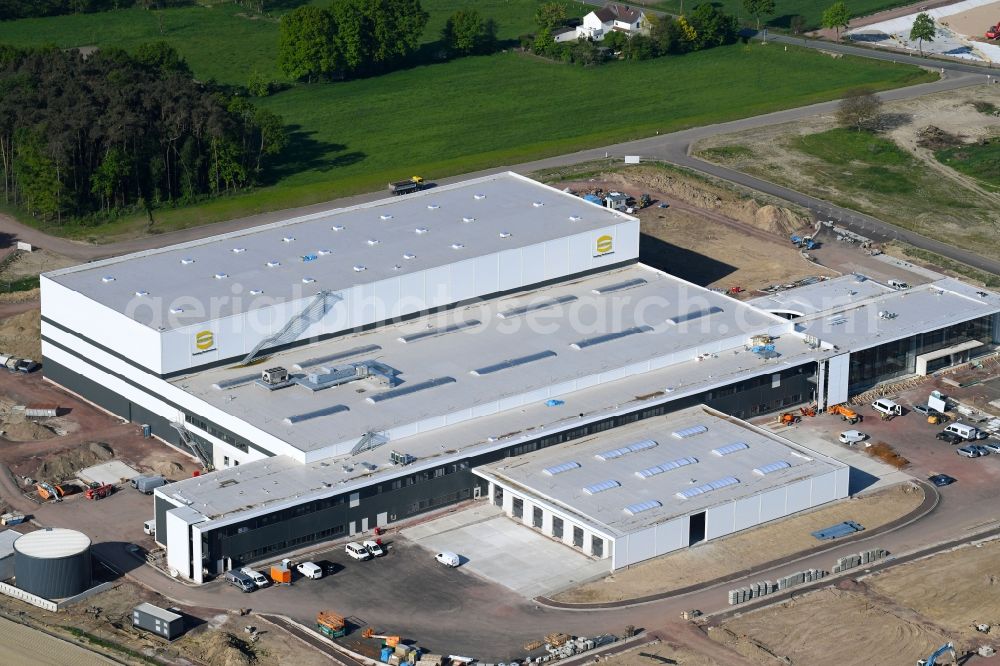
14, 550, 91, 599
133, 606, 184, 640
154, 496, 172, 549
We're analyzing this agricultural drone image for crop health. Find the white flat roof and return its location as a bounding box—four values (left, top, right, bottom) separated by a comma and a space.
474, 405, 845, 537
748, 275, 893, 316
46, 172, 633, 329
13, 528, 90, 558
793, 277, 1000, 352
176, 264, 789, 455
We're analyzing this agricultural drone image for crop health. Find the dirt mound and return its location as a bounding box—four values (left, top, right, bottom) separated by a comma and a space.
916, 125, 962, 151
150, 460, 184, 478
603, 168, 808, 236
203, 631, 257, 666
34, 441, 115, 483
0, 308, 40, 360
0, 399, 56, 442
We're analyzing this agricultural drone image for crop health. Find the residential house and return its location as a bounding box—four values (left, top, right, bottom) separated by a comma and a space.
565, 4, 648, 42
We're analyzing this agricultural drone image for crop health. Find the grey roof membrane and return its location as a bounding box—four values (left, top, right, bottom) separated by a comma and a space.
475, 405, 845, 537
46, 172, 634, 330
176, 265, 788, 455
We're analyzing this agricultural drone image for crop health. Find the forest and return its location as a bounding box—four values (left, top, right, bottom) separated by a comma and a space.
0, 43, 287, 223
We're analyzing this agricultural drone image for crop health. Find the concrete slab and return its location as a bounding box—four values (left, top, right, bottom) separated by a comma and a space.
402, 503, 608, 598
78, 461, 140, 486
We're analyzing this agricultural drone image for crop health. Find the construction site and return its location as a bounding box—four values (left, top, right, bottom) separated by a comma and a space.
0, 161, 990, 665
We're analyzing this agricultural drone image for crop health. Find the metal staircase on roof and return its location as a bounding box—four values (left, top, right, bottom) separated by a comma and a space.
351, 431, 388, 456
240, 289, 341, 366
171, 422, 214, 471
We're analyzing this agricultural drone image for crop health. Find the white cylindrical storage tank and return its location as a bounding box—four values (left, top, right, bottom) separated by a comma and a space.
14, 528, 91, 598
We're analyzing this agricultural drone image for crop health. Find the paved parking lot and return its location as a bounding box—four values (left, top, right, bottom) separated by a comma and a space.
773, 386, 1000, 499
402, 504, 608, 597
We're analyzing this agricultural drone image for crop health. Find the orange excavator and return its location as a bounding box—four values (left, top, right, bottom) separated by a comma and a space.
800, 406, 817, 417
778, 412, 800, 425
827, 403, 862, 424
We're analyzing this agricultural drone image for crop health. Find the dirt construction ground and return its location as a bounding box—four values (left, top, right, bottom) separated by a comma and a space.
942, 0, 1000, 41
710, 537, 1000, 665
544, 164, 836, 292
694, 85, 1000, 262
553, 483, 924, 604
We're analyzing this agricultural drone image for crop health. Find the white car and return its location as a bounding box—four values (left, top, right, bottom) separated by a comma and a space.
345, 542, 371, 561
434, 551, 460, 567
839, 430, 868, 445
363, 540, 385, 557
240, 567, 270, 588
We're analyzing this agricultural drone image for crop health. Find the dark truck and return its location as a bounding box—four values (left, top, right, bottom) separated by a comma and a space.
388, 176, 424, 195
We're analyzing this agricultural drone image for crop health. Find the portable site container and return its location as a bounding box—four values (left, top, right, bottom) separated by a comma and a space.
133, 602, 185, 640
270, 563, 291, 584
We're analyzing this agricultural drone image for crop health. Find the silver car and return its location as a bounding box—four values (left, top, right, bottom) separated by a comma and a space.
982, 441, 1000, 454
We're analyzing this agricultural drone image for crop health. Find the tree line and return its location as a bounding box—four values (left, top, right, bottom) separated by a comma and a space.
0, 44, 287, 224
0, 0, 187, 21
529, 2, 739, 65
278, 0, 429, 82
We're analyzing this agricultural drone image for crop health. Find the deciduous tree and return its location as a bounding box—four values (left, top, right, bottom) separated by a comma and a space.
821, 2, 851, 41
836, 87, 882, 132
742, 0, 776, 32
441, 8, 497, 56
278, 5, 341, 82
910, 12, 935, 57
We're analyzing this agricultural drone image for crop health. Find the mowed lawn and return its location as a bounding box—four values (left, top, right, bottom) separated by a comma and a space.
652, 0, 910, 29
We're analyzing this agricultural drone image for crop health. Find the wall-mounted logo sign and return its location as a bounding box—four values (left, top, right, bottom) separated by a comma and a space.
595, 234, 614, 256
194, 330, 215, 354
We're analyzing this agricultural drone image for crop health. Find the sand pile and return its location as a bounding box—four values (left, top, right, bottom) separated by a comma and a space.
203, 631, 257, 666
0, 308, 41, 359
150, 460, 184, 478
604, 168, 808, 235
34, 441, 114, 483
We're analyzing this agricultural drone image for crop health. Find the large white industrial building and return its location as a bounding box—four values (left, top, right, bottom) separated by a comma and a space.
38, 172, 1000, 584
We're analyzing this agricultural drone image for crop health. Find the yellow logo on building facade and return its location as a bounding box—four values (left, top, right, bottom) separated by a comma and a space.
195, 330, 215, 352
595, 234, 613, 255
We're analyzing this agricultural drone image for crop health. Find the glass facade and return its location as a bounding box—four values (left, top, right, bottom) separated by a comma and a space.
848, 315, 995, 391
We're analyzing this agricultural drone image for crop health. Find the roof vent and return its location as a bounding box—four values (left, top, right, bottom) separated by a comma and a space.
462, 217, 476, 223
427, 204, 439, 210
451, 243, 465, 250
266, 261, 280, 268
302, 277, 315, 284
134, 290, 148, 297
331, 225, 345, 231
532, 201, 544, 207
474, 193, 486, 200
367, 239, 380, 246
403, 253, 416, 260
392, 265, 401, 271
415, 227, 428, 234
282, 236, 295, 243
569, 215, 582, 221
250, 289, 263, 295
499, 231, 512, 239
170, 307, 184, 314
380, 214, 393, 220
317, 249, 333, 256
353, 265, 366, 272
214, 273, 228, 280
180, 258, 195, 265
232, 247, 246, 253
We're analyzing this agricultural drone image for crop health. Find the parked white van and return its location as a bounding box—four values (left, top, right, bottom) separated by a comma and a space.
944, 423, 981, 441
143, 519, 155, 536
296, 561, 323, 579
241, 567, 269, 588
871, 398, 903, 417
345, 542, 371, 561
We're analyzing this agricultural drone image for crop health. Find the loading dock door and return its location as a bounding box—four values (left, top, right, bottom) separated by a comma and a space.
689, 512, 706, 545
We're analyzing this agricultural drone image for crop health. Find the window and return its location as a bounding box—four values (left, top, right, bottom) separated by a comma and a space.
223, 456, 230, 467
591, 537, 603, 557
532, 506, 543, 529
572, 526, 584, 548
552, 516, 564, 539
512, 497, 523, 519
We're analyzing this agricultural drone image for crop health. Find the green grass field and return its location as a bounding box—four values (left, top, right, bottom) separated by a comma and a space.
0, 0, 586, 86
652, 0, 908, 30
0, 3, 933, 239
936, 139, 1000, 191
793, 128, 915, 194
